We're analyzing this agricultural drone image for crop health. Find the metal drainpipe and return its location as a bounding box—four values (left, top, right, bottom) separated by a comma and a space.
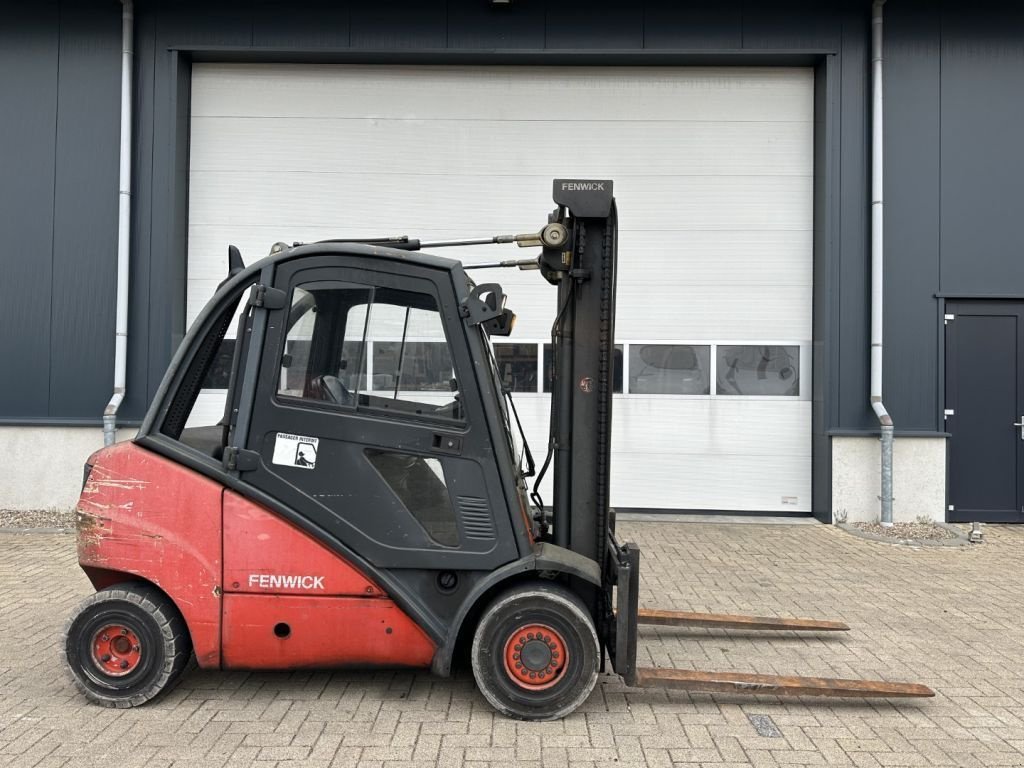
871, 0, 894, 526
103, 0, 133, 447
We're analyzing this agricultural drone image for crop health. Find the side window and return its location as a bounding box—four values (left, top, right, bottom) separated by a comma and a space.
161, 287, 251, 460
278, 283, 371, 404
363, 289, 461, 420
277, 282, 463, 422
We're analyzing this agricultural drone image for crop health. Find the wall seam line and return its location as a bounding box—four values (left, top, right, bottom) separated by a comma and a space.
46, 0, 63, 418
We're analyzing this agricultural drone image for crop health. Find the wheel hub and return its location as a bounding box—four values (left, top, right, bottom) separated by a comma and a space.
91, 624, 142, 677
503, 624, 567, 690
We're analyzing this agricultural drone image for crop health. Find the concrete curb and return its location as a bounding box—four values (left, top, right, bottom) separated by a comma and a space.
836, 521, 971, 547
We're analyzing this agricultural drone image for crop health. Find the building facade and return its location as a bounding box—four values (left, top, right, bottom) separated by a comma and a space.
2, 0, 1022, 524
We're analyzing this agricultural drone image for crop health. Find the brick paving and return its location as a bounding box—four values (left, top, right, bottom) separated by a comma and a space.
2, 521, 1024, 767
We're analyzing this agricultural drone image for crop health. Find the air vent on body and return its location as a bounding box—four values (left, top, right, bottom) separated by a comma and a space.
457, 496, 495, 541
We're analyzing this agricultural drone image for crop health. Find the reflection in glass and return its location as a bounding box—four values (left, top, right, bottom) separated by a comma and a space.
365, 450, 458, 547
716, 345, 800, 396
492, 343, 539, 393
629, 344, 710, 395
373, 341, 455, 392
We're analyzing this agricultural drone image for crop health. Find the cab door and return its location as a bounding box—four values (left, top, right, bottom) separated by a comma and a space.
239, 254, 519, 572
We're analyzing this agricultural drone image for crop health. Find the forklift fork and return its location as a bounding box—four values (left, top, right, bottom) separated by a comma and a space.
635, 608, 849, 632
608, 540, 934, 700
632, 668, 934, 699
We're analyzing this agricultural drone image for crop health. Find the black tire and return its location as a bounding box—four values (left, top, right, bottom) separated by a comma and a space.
62, 584, 192, 708
471, 582, 599, 721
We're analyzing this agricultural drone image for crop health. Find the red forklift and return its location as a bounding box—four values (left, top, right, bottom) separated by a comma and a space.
64, 180, 933, 719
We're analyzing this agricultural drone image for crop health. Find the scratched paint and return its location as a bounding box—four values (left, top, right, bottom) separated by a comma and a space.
75, 442, 224, 668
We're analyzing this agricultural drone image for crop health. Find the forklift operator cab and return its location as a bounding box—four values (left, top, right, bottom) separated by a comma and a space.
64, 180, 933, 720
164, 244, 534, 567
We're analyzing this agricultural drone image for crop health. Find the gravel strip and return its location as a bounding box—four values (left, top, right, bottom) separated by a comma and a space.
0, 508, 76, 530
853, 521, 958, 540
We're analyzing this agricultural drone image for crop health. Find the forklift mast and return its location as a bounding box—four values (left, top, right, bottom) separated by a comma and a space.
533, 181, 637, 677
542, 181, 618, 568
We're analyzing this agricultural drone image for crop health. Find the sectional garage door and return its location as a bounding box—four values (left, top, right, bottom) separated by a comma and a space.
188, 64, 813, 513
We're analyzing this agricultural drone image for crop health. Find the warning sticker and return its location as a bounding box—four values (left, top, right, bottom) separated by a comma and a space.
272, 432, 319, 470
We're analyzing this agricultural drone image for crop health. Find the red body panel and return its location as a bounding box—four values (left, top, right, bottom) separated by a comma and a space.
221, 594, 436, 669
77, 443, 436, 673
223, 491, 383, 597
77, 443, 223, 667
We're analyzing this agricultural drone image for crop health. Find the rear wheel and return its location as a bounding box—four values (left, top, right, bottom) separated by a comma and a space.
62, 584, 192, 708
471, 583, 599, 721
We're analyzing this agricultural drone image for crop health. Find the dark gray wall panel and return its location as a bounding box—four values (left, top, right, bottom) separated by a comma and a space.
123, 4, 157, 422
836, 9, 872, 431
544, 0, 643, 50
643, 2, 742, 50
350, 1, 447, 49
252, 1, 352, 48
883, 0, 941, 431
0, 3, 58, 418
144, 49, 190, 421
939, 3, 1024, 294
447, 0, 545, 50
741, 0, 842, 50
155, 0, 254, 49
49, 1, 121, 418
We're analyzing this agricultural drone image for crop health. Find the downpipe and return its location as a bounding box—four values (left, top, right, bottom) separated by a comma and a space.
871, 0, 893, 526
103, 0, 134, 447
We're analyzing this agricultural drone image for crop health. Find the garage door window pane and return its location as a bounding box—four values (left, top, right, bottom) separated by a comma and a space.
492, 344, 538, 392
716, 345, 800, 396
629, 344, 710, 395
543, 344, 623, 393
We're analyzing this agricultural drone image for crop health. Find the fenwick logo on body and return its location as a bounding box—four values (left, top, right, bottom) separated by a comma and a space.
248, 573, 325, 590
560, 181, 606, 191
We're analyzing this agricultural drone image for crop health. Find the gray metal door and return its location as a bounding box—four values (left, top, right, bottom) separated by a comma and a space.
945, 301, 1024, 523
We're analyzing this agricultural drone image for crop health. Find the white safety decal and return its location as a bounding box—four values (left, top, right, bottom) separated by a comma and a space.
272, 432, 319, 470
248, 574, 325, 590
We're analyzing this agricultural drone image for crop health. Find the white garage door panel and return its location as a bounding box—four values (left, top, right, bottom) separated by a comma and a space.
611, 454, 810, 511
188, 64, 812, 512
192, 65, 812, 122
618, 231, 813, 286
191, 118, 812, 177
614, 400, 812, 457
190, 233, 811, 337
457, 396, 810, 513
188, 227, 811, 283
188, 172, 810, 231
617, 288, 812, 341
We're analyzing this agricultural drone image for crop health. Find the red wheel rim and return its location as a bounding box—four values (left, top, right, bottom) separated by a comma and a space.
90, 624, 142, 677
502, 624, 568, 691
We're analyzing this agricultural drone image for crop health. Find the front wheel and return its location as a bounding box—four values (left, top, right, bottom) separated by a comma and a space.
62, 584, 192, 708
471, 583, 599, 721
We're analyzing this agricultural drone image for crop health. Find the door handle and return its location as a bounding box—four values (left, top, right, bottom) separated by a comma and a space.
1015, 417, 1024, 439
432, 433, 463, 454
